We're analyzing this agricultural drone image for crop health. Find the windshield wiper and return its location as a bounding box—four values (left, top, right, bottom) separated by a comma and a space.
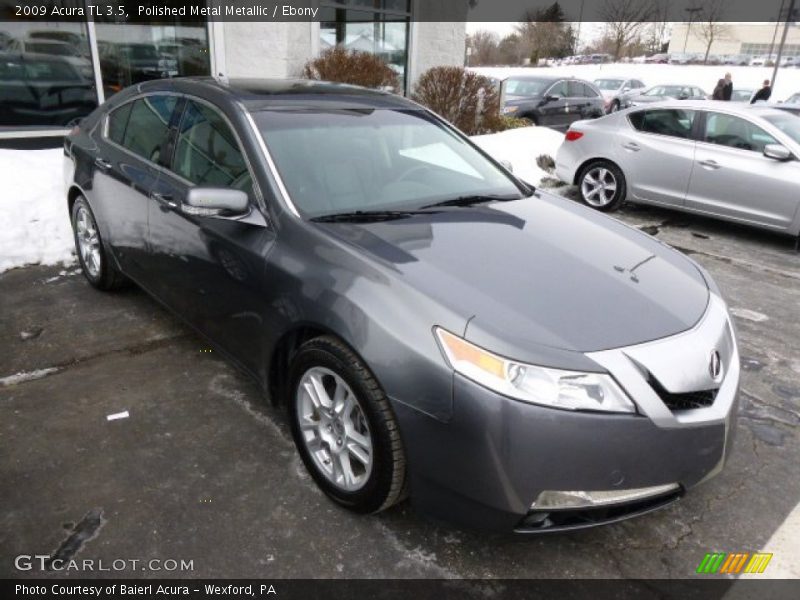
420, 194, 522, 209
310, 210, 425, 223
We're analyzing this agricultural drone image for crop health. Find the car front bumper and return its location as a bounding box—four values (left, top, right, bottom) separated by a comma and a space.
396, 295, 740, 533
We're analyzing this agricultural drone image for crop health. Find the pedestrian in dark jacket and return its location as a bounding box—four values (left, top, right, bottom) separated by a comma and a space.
722, 73, 733, 100
712, 78, 726, 100
751, 80, 772, 103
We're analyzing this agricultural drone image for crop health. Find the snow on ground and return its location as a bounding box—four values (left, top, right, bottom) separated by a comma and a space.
472, 125, 565, 185
0, 148, 75, 274
472, 63, 800, 101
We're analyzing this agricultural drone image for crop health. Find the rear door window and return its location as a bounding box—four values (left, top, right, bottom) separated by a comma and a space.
120, 95, 178, 163
107, 102, 133, 145
628, 109, 696, 139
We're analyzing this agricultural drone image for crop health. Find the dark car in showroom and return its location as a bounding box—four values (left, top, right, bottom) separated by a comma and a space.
0, 51, 96, 127
64, 78, 740, 533
500, 75, 605, 130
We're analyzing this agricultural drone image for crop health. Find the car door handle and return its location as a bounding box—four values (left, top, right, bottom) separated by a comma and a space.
152, 192, 178, 209
94, 158, 112, 170
622, 142, 640, 151
699, 159, 721, 170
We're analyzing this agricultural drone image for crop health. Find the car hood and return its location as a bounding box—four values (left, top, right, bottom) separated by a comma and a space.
316, 193, 709, 357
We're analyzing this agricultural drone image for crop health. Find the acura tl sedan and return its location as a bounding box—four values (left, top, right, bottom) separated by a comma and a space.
501, 75, 605, 130
65, 78, 740, 533
555, 101, 800, 242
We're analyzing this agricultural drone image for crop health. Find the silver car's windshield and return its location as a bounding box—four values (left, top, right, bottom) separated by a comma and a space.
763, 114, 800, 145
594, 79, 624, 90
645, 85, 687, 97
254, 108, 524, 218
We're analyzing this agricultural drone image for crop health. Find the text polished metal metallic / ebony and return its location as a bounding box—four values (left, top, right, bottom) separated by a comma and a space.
64, 77, 740, 533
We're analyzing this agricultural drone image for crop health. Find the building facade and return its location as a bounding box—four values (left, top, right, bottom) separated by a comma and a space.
669, 22, 800, 58
0, 0, 466, 142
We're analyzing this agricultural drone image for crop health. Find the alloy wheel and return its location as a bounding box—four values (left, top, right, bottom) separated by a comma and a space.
75, 205, 101, 278
295, 366, 373, 492
581, 167, 618, 208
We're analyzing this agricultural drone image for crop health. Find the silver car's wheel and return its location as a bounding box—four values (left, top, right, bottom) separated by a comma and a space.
609, 100, 620, 113
75, 205, 101, 278
581, 166, 618, 208
295, 366, 373, 492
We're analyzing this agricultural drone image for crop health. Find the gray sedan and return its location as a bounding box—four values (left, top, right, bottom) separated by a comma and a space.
65, 78, 740, 533
556, 101, 800, 240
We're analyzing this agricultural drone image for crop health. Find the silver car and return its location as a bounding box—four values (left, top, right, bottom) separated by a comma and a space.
555, 100, 800, 239
594, 77, 646, 113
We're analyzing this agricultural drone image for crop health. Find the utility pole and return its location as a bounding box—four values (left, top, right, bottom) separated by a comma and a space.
771, 0, 796, 91
769, 0, 787, 56
574, 0, 585, 55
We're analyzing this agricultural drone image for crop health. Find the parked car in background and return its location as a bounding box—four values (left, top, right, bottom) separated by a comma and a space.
0, 30, 12, 50
99, 42, 178, 90
594, 77, 646, 113
771, 102, 800, 117
645, 53, 669, 64
779, 55, 798, 67
749, 54, 777, 66
668, 53, 693, 65
731, 89, 754, 102
5, 38, 93, 79
501, 75, 605, 130
628, 84, 708, 106
0, 51, 95, 127
555, 101, 800, 240
785, 92, 800, 104
723, 54, 751, 66
65, 77, 741, 533
27, 29, 89, 57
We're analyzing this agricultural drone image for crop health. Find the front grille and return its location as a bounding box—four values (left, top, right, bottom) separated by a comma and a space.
648, 376, 718, 411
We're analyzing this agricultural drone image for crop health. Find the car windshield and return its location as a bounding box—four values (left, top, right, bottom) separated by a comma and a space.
763, 114, 800, 145
594, 79, 624, 90
504, 78, 551, 96
27, 42, 77, 56
121, 45, 158, 59
645, 85, 687, 97
254, 108, 524, 218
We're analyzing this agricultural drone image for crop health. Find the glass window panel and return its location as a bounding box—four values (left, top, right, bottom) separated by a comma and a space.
122, 95, 177, 162
704, 113, 777, 153
95, 21, 209, 97
173, 101, 253, 196
0, 21, 97, 129
630, 109, 696, 139
107, 102, 133, 145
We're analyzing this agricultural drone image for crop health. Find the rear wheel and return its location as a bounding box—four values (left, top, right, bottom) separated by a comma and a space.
288, 336, 407, 513
71, 196, 129, 290
578, 160, 625, 212
609, 100, 620, 113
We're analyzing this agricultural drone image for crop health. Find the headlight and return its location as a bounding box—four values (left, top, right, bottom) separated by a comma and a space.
435, 328, 636, 413
503, 105, 519, 114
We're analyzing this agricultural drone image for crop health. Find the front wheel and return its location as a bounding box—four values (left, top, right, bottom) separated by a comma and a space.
288, 336, 407, 513
71, 196, 129, 290
578, 160, 626, 212
609, 100, 620, 113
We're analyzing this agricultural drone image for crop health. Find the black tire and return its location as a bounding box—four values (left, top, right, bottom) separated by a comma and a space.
577, 160, 626, 212
287, 336, 407, 513
608, 99, 620, 114
71, 196, 129, 291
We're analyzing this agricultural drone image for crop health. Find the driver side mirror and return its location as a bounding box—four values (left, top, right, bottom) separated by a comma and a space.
622, 86, 630, 92
763, 143, 793, 161
184, 187, 249, 217
541, 95, 560, 104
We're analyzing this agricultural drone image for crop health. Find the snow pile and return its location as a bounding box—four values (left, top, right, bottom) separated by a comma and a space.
472, 64, 800, 101
471, 125, 565, 185
0, 148, 75, 273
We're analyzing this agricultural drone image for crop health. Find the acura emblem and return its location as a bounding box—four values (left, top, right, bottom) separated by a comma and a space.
709, 350, 723, 382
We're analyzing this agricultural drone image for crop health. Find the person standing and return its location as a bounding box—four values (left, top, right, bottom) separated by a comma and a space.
751, 79, 772, 103
712, 78, 726, 100
722, 72, 733, 100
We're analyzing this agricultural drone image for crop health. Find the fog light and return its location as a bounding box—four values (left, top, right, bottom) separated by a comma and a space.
531, 483, 680, 510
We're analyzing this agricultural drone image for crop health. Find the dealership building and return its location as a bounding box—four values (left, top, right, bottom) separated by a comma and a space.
0, 1, 466, 144
669, 22, 800, 57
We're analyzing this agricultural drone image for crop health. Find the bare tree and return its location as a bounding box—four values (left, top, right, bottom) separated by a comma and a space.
599, 0, 654, 60
695, 0, 729, 64
643, 0, 671, 54
466, 30, 500, 66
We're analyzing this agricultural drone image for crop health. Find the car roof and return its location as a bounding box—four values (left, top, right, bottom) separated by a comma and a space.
633, 99, 788, 118
136, 77, 419, 111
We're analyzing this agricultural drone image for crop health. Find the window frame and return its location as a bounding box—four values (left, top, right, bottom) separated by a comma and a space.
545, 80, 568, 99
